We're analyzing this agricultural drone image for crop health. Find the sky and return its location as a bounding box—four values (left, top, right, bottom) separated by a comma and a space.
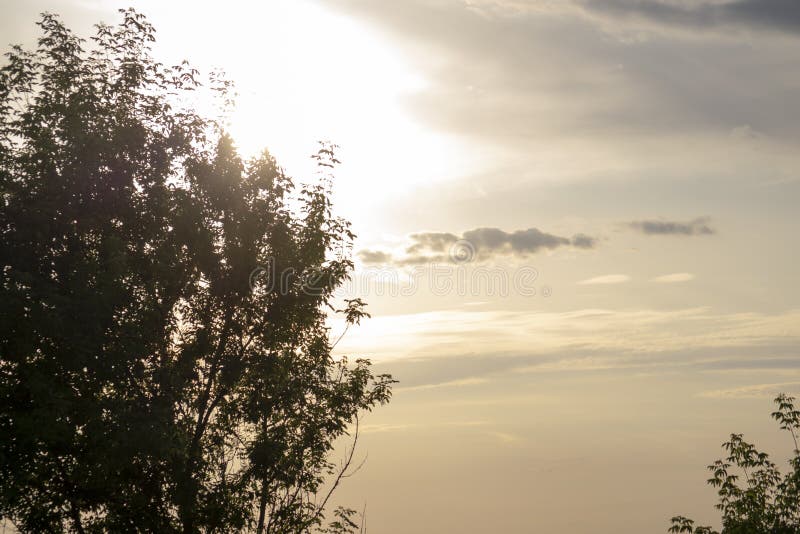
2, 0, 800, 532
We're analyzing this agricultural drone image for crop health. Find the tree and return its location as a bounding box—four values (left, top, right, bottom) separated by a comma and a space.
0, 9, 394, 533
669, 394, 800, 534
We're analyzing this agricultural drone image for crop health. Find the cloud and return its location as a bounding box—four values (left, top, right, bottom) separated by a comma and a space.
489, 431, 521, 443
397, 376, 489, 392
359, 226, 597, 265
578, 274, 630, 285
334, 306, 800, 391
653, 272, 694, 283
358, 249, 394, 264
321, 0, 800, 166
360, 420, 490, 434
730, 124, 766, 141
577, 0, 800, 35
571, 233, 597, 249
463, 227, 570, 254
406, 232, 459, 254
699, 382, 800, 399
360, 423, 419, 434
628, 217, 715, 236
467, 0, 800, 35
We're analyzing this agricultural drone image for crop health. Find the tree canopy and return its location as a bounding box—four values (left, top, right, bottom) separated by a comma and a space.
669, 394, 800, 534
0, 9, 393, 533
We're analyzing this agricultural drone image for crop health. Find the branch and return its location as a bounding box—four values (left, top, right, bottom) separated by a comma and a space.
301, 415, 362, 531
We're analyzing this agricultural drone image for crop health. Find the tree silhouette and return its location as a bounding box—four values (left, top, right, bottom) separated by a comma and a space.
0, 9, 393, 533
669, 394, 800, 534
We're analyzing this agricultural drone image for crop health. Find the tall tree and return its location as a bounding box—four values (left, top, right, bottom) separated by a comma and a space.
0, 10, 393, 533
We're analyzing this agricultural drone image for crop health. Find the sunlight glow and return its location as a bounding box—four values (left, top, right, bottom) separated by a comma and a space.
120, 0, 477, 221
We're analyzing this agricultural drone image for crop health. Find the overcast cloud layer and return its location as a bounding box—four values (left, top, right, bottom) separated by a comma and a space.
321, 0, 800, 174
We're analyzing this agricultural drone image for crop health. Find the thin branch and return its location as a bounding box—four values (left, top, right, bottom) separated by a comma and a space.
302, 415, 361, 531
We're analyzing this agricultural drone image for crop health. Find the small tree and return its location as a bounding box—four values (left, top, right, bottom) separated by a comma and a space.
669, 394, 800, 534
0, 9, 393, 533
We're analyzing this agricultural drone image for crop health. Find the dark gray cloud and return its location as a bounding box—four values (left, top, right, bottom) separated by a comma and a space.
627, 217, 715, 236
360, 226, 597, 264
581, 0, 800, 34
462, 227, 570, 254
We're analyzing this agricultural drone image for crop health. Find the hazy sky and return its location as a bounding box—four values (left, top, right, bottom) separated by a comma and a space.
2, 1, 800, 532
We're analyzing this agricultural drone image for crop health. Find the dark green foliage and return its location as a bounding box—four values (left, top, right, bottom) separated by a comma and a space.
669, 394, 800, 534
0, 10, 393, 533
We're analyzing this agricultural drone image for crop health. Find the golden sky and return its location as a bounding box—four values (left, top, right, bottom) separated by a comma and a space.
3, 0, 800, 531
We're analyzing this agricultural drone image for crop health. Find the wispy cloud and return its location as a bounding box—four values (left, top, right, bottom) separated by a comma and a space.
397, 376, 489, 392
489, 431, 522, 444
699, 382, 800, 399
360, 420, 490, 434
360, 423, 418, 434
628, 217, 715, 236
578, 274, 630, 285
334, 306, 800, 366
653, 272, 695, 283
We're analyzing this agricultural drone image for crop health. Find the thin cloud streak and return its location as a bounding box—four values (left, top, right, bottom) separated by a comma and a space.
396, 376, 489, 392
699, 382, 800, 399
578, 274, 630, 285
653, 273, 695, 283
334, 307, 800, 364
360, 420, 492, 434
